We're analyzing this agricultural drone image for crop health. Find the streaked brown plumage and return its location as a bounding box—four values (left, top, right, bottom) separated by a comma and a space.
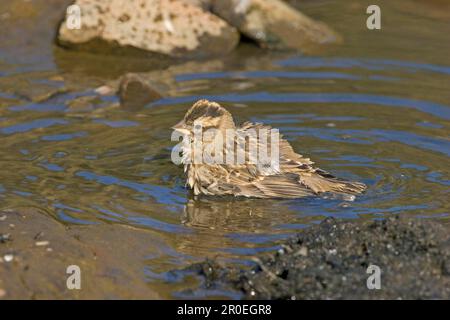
173, 99, 366, 198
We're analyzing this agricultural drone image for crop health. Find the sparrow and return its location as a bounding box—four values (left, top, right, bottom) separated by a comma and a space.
172, 99, 366, 199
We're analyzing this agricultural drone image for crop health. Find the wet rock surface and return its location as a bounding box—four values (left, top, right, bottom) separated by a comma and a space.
210, 0, 341, 52
187, 217, 450, 299
118, 73, 164, 110
57, 0, 240, 58
0, 209, 159, 299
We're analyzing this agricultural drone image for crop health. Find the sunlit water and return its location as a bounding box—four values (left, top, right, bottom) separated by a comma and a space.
0, 0, 449, 298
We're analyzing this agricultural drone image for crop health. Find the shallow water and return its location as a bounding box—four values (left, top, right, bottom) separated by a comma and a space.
0, 0, 449, 298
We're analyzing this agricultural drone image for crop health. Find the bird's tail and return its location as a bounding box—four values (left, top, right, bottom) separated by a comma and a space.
301, 171, 366, 195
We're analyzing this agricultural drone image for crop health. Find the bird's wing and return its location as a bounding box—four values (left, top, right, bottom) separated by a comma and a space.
233, 122, 366, 196
217, 121, 313, 198
240, 121, 314, 171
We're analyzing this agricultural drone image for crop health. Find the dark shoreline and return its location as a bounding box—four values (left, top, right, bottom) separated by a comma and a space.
186, 216, 450, 299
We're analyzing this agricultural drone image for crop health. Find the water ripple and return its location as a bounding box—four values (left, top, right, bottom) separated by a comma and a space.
0, 118, 69, 134
276, 57, 450, 75
154, 92, 450, 120
75, 170, 185, 206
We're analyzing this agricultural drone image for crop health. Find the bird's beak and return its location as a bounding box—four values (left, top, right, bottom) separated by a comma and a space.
172, 120, 191, 135
171, 120, 185, 130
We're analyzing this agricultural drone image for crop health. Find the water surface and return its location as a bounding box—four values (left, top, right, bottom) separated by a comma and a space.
0, 0, 449, 298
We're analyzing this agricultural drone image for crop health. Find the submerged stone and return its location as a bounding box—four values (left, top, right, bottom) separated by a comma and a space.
118, 73, 164, 110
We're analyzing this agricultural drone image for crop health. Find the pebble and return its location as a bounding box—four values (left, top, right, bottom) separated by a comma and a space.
118, 73, 163, 110
95, 85, 114, 96
343, 195, 356, 202
34, 232, 44, 240
3, 254, 14, 262
0, 233, 11, 243
297, 246, 308, 257
35, 241, 50, 247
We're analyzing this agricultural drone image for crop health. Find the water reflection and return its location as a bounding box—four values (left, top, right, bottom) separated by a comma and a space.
182, 198, 302, 233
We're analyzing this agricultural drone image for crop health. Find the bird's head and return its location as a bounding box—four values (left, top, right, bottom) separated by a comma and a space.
172, 99, 235, 135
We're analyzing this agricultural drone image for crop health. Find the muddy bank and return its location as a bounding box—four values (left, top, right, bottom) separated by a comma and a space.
187, 217, 450, 299
0, 208, 160, 299
1, 211, 450, 300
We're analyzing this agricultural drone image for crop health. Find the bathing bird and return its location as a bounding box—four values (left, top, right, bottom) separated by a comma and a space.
172, 99, 366, 198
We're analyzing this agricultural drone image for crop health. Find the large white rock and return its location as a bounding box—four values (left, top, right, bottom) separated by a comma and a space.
57, 0, 240, 58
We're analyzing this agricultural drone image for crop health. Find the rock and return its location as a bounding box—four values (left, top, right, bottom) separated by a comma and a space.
118, 73, 164, 110
35, 241, 50, 247
0, 72, 68, 103
3, 254, 14, 263
66, 95, 103, 113
95, 85, 115, 96
0, 234, 11, 243
57, 0, 240, 58
210, 0, 340, 52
